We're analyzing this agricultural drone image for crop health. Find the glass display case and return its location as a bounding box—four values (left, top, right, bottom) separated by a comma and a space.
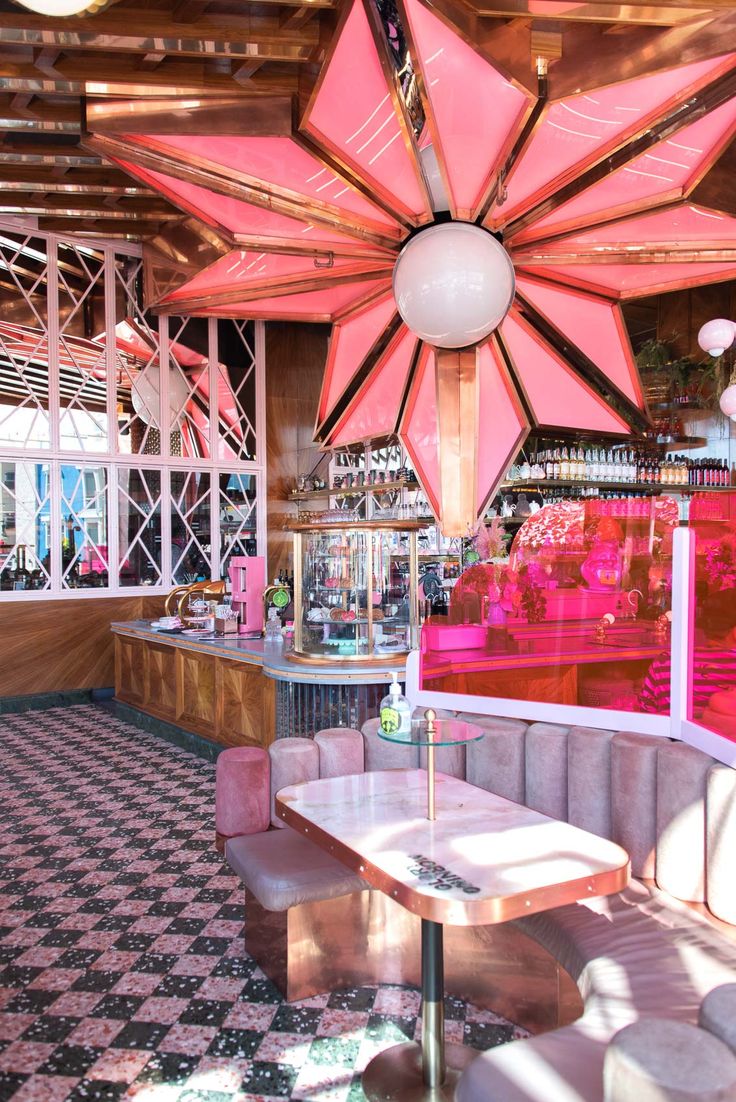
291, 520, 425, 662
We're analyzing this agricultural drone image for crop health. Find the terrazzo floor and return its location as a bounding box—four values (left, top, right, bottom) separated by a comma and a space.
0, 704, 526, 1102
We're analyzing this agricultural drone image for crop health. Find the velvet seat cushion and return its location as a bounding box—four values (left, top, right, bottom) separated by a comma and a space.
456, 881, 736, 1102
215, 746, 270, 841
314, 728, 365, 778
603, 1019, 736, 1102
225, 827, 368, 911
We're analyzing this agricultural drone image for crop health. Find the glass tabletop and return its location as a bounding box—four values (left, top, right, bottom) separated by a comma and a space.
378, 717, 485, 747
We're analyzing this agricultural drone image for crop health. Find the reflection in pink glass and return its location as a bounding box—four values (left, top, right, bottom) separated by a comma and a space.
401, 0, 531, 216
331, 326, 416, 446
135, 134, 401, 230
689, 492, 736, 742
494, 55, 734, 224
400, 345, 441, 517
520, 260, 736, 297
500, 312, 630, 433
304, 0, 429, 221
516, 95, 736, 240
515, 275, 643, 406
318, 292, 397, 423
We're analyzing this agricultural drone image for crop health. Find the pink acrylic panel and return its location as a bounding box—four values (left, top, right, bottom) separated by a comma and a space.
500, 312, 630, 433
400, 345, 441, 517
330, 326, 417, 446
135, 134, 399, 230
162, 250, 378, 304
494, 56, 735, 224
561, 202, 736, 246
202, 279, 393, 320
476, 341, 528, 515
516, 94, 736, 240
515, 275, 643, 407
401, 0, 531, 215
520, 260, 736, 296
115, 159, 362, 248
317, 292, 397, 424
305, 0, 429, 221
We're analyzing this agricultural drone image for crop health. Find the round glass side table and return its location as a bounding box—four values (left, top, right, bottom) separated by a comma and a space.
378, 709, 484, 819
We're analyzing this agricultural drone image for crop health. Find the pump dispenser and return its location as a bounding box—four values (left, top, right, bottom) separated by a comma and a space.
378, 672, 412, 737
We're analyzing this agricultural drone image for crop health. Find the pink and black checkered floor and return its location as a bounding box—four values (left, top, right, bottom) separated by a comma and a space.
0, 705, 526, 1101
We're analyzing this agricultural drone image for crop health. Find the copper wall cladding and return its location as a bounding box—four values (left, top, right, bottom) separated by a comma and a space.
242, 886, 582, 1035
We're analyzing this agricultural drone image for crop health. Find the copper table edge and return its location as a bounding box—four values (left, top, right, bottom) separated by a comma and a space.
275, 794, 631, 927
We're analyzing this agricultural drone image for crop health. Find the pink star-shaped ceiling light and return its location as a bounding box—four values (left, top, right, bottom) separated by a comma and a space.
86, 0, 736, 534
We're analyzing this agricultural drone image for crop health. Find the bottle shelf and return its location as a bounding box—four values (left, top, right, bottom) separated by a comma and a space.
500, 479, 732, 494
289, 479, 420, 501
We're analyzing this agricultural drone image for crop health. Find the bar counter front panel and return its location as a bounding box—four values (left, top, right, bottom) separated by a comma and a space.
112, 622, 408, 747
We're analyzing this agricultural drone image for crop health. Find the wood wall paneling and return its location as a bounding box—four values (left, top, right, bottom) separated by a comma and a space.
145, 641, 177, 720
0, 595, 164, 697
265, 321, 329, 579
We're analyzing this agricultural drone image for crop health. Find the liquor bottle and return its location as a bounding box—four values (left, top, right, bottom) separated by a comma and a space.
553, 448, 561, 480
520, 455, 531, 481
613, 450, 623, 482
560, 447, 570, 480
545, 450, 555, 480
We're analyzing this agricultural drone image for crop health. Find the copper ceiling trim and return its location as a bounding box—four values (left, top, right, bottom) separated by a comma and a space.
546, 10, 736, 100
85, 132, 403, 252
513, 289, 650, 432
476, 341, 530, 522
86, 95, 295, 133
435, 345, 479, 537
153, 263, 395, 315
299, 0, 434, 230
314, 309, 407, 443
503, 65, 736, 241
331, 279, 397, 323
143, 217, 233, 308
484, 53, 736, 231
468, 0, 712, 25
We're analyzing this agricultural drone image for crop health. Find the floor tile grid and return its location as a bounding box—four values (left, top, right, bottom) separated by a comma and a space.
0, 705, 526, 1102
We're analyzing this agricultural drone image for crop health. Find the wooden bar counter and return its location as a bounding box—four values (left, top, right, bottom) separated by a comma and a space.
112, 621, 408, 749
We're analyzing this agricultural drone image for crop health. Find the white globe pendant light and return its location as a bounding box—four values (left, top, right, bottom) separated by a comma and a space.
697, 318, 736, 357
13, 0, 105, 11
392, 222, 515, 349
719, 382, 736, 421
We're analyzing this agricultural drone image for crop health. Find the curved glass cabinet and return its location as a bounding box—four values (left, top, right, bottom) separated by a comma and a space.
290, 520, 425, 662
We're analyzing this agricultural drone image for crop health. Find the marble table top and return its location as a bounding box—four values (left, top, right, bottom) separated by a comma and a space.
276, 770, 630, 926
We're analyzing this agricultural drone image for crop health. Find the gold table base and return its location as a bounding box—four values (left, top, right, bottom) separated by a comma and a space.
362, 1041, 478, 1101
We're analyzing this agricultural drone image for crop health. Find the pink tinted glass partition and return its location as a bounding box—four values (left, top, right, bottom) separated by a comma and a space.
136, 135, 400, 230
305, 0, 430, 221
494, 55, 735, 223
115, 160, 363, 248
514, 95, 736, 241
420, 495, 677, 715
401, 0, 532, 216
515, 276, 643, 407
688, 491, 736, 742
317, 292, 397, 423
499, 312, 631, 433
330, 325, 416, 446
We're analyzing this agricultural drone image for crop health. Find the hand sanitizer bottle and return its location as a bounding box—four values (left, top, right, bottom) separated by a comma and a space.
379, 672, 412, 737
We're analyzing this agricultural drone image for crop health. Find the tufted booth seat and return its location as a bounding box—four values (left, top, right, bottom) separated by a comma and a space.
216, 716, 736, 1097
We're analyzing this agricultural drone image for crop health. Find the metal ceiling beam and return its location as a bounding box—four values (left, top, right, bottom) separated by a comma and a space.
0, 11, 324, 63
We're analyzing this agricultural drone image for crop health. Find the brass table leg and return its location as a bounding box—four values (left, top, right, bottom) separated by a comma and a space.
362, 919, 477, 1101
